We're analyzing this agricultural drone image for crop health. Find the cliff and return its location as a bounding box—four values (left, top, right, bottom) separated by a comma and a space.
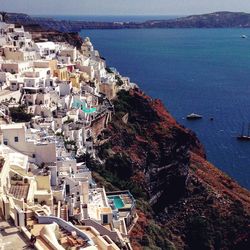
3, 12, 83, 48
144, 11, 250, 28
90, 89, 250, 250
23, 24, 83, 49
5, 11, 250, 32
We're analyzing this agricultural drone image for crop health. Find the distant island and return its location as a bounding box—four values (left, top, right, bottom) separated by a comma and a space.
4, 11, 250, 32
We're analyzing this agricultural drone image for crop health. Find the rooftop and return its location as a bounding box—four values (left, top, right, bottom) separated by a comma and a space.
8, 183, 29, 200
0, 217, 29, 249
0, 122, 25, 130
88, 188, 112, 221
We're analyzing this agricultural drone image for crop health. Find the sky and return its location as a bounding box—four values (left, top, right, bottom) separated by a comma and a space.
1, 0, 250, 16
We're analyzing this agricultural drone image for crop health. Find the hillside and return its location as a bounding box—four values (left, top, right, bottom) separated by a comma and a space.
4, 11, 250, 32
144, 11, 250, 28
88, 89, 250, 250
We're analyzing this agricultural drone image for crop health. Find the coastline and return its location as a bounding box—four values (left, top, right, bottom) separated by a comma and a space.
5, 11, 250, 33
0, 13, 249, 249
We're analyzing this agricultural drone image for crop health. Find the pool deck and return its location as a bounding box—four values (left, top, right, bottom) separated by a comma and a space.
107, 191, 135, 211
107, 195, 125, 209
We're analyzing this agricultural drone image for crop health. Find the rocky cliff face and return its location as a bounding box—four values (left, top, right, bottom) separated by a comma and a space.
5, 15, 84, 49
98, 90, 205, 206
92, 89, 250, 250
24, 24, 83, 49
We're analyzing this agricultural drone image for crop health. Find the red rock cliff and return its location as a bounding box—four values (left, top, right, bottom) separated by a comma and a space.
94, 89, 250, 250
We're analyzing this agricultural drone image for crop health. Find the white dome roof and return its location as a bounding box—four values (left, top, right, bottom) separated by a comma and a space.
83, 37, 92, 46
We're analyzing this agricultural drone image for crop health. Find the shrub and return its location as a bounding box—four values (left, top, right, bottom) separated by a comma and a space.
10, 106, 33, 122
186, 216, 213, 250
105, 67, 113, 74
115, 75, 124, 86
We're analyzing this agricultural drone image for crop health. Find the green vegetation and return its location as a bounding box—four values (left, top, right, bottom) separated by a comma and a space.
115, 75, 124, 87
64, 140, 76, 145
64, 140, 77, 152
55, 132, 63, 137
63, 118, 74, 124
105, 67, 113, 74
184, 201, 250, 250
10, 106, 33, 122
80, 153, 146, 199
186, 216, 214, 250
143, 221, 176, 250
113, 90, 133, 114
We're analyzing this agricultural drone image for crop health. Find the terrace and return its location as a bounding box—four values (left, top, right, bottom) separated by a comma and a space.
35, 215, 95, 248
107, 191, 135, 211
8, 183, 29, 200
0, 217, 30, 249
31, 223, 91, 249
88, 188, 112, 221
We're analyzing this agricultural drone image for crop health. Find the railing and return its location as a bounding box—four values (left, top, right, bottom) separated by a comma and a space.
81, 218, 127, 242
36, 215, 94, 246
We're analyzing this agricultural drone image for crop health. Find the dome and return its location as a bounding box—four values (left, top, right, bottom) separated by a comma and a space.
83, 37, 92, 46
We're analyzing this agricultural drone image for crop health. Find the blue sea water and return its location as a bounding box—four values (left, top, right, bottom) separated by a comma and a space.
79, 28, 250, 190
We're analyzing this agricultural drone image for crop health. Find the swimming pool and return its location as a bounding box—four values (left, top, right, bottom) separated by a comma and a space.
108, 195, 124, 209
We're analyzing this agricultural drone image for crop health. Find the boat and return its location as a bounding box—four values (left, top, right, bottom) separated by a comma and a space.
241, 35, 247, 39
186, 113, 202, 120
237, 123, 250, 141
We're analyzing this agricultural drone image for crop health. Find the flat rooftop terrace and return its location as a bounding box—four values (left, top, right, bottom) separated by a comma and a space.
0, 216, 29, 249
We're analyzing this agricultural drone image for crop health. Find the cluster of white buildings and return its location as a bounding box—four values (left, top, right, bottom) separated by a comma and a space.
0, 21, 137, 250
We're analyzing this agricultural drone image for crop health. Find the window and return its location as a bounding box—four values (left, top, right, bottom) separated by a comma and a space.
3, 139, 8, 145
66, 184, 70, 195
103, 214, 108, 224
32, 154, 36, 158
14, 136, 18, 142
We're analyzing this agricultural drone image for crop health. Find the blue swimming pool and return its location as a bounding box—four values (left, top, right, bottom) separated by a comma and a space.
108, 195, 124, 209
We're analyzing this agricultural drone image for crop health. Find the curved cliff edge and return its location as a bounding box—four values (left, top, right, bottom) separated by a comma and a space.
89, 89, 250, 250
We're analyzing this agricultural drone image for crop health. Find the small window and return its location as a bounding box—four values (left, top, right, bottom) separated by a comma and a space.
103, 214, 108, 224
14, 136, 18, 142
4, 140, 8, 145
34, 198, 38, 203
32, 154, 36, 158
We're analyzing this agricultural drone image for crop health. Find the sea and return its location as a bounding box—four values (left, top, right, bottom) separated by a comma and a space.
35, 15, 250, 190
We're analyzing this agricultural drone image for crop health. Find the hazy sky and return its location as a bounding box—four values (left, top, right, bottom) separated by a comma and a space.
1, 0, 250, 16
